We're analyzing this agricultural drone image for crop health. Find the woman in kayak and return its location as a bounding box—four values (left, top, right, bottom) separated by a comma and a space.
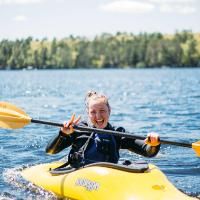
46, 91, 160, 168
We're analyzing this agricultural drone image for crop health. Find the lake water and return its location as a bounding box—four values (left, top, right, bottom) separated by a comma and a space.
0, 68, 200, 199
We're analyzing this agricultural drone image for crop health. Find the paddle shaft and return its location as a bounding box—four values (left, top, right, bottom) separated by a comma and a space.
31, 119, 63, 127
31, 118, 192, 149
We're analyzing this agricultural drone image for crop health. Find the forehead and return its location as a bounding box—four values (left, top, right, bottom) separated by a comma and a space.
88, 98, 108, 108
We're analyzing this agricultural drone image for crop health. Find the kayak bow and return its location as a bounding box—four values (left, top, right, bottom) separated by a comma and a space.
21, 162, 196, 200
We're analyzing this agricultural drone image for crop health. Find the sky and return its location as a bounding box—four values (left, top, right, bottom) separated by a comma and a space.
0, 0, 199, 40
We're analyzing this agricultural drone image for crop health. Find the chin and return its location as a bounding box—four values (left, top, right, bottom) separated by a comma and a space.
97, 124, 107, 129
93, 121, 108, 129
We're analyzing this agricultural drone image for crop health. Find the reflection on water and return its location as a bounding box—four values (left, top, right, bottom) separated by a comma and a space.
0, 69, 200, 199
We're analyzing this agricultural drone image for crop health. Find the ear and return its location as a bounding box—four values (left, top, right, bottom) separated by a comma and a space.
108, 106, 111, 115
86, 107, 89, 115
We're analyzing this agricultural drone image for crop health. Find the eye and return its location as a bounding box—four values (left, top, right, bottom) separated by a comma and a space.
90, 110, 96, 115
100, 109, 106, 113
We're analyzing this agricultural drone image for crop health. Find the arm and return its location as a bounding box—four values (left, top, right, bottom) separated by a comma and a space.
116, 127, 160, 157
45, 130, 73, 154
120, 138, 160, 157
46, 116, 84, 154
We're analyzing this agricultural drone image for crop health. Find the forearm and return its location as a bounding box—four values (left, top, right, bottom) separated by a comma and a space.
46, 121, 88, 154
45, 130, 72, 154
121, 138, 160, 157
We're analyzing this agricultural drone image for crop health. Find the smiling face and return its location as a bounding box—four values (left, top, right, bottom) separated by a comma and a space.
87, 98, 110, 129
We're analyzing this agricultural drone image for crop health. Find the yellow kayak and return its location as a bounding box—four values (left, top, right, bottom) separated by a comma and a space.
21, 161, 196, 200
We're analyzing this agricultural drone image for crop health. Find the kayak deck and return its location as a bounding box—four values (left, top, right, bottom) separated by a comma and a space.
21, 162, 196, 200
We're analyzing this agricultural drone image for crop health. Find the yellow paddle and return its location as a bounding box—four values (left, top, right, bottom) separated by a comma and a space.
0, 101, 200, 157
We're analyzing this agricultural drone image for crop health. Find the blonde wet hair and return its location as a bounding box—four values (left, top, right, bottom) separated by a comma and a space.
85, 91, 111, 112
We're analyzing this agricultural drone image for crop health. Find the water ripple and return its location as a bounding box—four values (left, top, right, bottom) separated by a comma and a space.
0, 68, 200, 199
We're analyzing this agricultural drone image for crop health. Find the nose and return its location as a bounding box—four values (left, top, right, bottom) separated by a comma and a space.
96, 111, 101, 119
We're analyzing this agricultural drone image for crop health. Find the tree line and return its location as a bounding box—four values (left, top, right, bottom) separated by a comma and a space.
0, 30, 200, 69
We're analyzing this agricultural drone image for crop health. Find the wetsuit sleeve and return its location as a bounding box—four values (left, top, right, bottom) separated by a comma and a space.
45, 130, 75, 154
120, 138, 160, 157
45, 121, 87, 154
116, 127, 160, 157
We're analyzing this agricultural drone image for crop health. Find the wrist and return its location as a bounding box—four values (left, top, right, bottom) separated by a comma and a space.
59, 129, 69, 137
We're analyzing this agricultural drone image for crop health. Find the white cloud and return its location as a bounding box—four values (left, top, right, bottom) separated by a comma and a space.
0, 0, 44, 5
13, 15, 27, 21
160, 4, 196, 14
100, 0, 155, 14
149, 0, 196, 3
149, 0, 197, 14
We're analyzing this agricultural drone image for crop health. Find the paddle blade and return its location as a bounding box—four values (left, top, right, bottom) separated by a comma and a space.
0, 102, 28, 116
192, 141, 200, 157
0, 102, 31, 129
0, 115, 31, 129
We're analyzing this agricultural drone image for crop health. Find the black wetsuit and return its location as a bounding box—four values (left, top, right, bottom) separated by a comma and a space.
46, 121, 160, 167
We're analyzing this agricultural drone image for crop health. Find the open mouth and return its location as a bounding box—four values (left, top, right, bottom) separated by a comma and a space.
96, 119, 104, 126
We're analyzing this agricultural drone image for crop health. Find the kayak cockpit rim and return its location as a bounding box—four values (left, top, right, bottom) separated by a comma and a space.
49, 160, 149, 175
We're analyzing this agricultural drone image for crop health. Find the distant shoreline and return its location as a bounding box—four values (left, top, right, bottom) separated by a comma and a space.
0, 31, 200, 70
1, 66, 200, 71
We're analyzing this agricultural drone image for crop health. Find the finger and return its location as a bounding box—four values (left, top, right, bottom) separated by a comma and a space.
148, 133, 159, 140
63, 121, 69, 128
63, 121, 67, 126
70, 114, 75, 123
150, 136, 158, 143
147, 134, 151, 143
69, 125, 74, 133
145, 132, 160, 146
66, 114, 75, 127
74, 115, 81, 124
